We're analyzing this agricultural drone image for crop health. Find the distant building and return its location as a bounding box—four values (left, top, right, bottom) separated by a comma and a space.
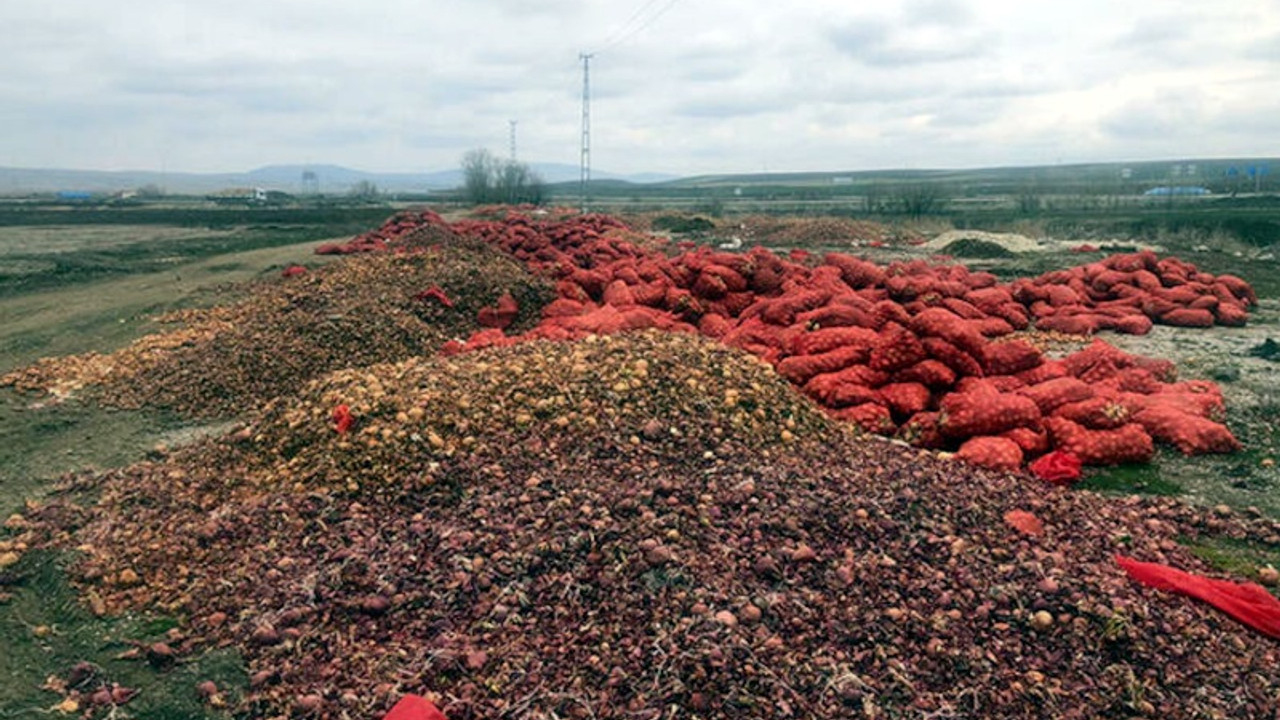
56, 191, 92, 202
1144, 186, 1210, 197
209, 187, 268, 204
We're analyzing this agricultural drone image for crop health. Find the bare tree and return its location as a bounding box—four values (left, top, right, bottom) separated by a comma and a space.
461, 148, 545, 205
349, 180, 380, 200
891, 183, 947, 217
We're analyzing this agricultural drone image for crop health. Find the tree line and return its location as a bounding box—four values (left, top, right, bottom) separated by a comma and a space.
460, 149, 545, 205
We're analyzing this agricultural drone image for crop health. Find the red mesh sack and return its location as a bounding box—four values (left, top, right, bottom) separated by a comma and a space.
602, 279, 637, 307
1035, 313, 1101, 336
1090, 269, 1133, 293
701, 263, 749, 292
692, 271, 728, 300
922, 337, 984, 378
829, 402, 896, 435
1017, 360, 1068, 386
891, 359, 957, 389
776, 345, 869, 385
1132, 406, 1241, 455
804, 365, 890, 402
820, 382, 884, 409
898, 411, 945, 448
632, 280, 670, 308
954, 377, 1002, 397
790, 326, 879, 356
1078, 356, 1121, 384
1019, 377, 1094, 414
963, 287, 1013, 312
873, 300, 912, 328
910, 308, 987, 358
796, 304, 876, 329
1003, 425, 1050, 456
1142, 388, 1226, 421
1114, 367, 1162, 395
556, 279, 591, 303
956, 436, 1024, 472
971, 317, 1016, 338
824, 253, 887, 289
1112, 313, 1155, 335
869, 323, 928, 372
940, 297, 985, 320
983, 339, 1043, 376
543, 298, 591, 318
1043, 417, 1154, 466
988, 303, 1031, 330
1215, 302, 1249, 327
878, 382, 932, 419
1053, 397, 1131, 430
1105, 251, 1158, 274
1214, 274, 1257, 306
761, 289, 829, 325
939, 392, 1042, 439
698, 313, 734, 339
986, 375, 1027, 393
1160, 307, 1215, 328
1043, 284, 1082, 307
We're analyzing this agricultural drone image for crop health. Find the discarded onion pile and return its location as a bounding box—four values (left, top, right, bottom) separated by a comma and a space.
1, 227, 554, 417
10, 331, 1280, 719
313, 209, 1254, 474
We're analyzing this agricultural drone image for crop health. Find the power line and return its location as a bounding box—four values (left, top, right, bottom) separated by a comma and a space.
596, 0, 663, 50
591, 0, 685, 53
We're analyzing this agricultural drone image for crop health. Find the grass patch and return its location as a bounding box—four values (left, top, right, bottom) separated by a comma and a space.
1180, 535, 1280, 585
1079, 462, 1185, 496
0, 393, 193, 514
0, 550, 246, 719
0, 226, 343, 298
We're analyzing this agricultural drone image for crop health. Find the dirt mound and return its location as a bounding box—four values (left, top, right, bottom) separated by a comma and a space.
926, 229, 1042, 254
734, 215, 920, 248
2, 228, 554, 417
10, 334, 1280, 718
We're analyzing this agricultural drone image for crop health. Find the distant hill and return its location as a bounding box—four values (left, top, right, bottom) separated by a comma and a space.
0, 163, 678, 195
1, 158, 1271, 197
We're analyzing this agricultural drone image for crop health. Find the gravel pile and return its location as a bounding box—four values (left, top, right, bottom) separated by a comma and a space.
9, 331, 1280, 719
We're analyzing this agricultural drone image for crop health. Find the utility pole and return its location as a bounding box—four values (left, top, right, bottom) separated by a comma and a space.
579, 52, 593, 214
509, 120, 518, 162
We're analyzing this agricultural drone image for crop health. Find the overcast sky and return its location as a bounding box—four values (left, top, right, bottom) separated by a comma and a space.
1, 0, 1277, 176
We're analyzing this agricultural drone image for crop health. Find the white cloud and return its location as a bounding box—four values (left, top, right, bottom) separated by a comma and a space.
0, 0, 1276, 175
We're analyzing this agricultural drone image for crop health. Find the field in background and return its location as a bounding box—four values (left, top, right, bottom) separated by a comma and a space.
0, 194, 1277, 718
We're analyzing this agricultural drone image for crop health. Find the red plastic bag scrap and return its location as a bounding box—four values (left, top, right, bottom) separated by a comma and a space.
331, 404, 354, 434
281, 264, 308, 278
383, 694, 447, 720
1116, 555, 1280, 640
1029, 450, 1082, 486
477, 292, 519, 330
1003, 509, 1044, 537
414, 286, 454, 308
